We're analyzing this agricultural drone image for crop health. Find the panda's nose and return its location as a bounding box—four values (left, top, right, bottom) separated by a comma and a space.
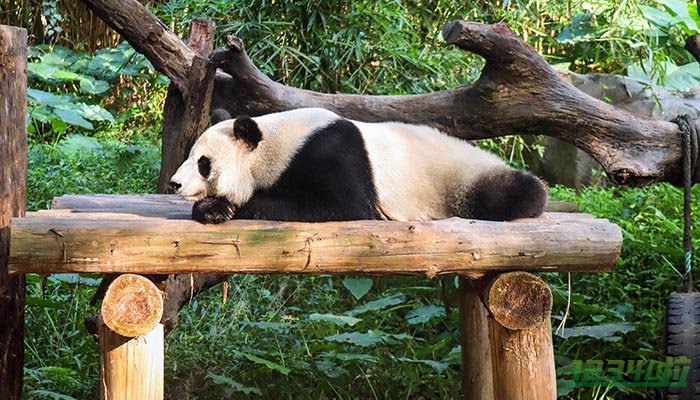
168, 181, 182, 194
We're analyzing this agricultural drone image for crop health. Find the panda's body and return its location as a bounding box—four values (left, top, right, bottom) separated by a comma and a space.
170, 108, 547, 224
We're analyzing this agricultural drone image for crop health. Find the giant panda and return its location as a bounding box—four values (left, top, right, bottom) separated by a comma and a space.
169, 108, 548, 224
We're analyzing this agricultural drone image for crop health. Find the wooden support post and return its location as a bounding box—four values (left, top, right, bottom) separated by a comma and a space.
485, 272, 556, 400
0, 24, 28, 400
99, 274, 164, 400
459, 277, 493, 400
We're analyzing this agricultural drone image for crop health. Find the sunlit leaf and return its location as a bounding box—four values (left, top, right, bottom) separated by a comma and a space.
309, 313, 361, 326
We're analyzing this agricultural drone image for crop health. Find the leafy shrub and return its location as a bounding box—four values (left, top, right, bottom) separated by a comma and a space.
27, 134, 160, 211
27, 43, 167, 143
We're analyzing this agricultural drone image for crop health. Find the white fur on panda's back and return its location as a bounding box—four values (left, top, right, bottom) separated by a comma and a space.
248, 108, 340, 189
242, 108, 508, 221
353, 120, 506, 221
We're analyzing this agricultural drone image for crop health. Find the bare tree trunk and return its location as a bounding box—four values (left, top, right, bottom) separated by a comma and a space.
0, 24, 28, 400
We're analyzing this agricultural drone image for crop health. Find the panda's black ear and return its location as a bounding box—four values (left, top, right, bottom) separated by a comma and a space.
210, 108, 232, 125
232, 115, 262, 149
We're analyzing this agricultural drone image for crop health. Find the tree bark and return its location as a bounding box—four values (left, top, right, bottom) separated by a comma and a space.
459, 277, 494, 400
157, 18, 217, 193
0, 24, 27, 400
80, 0, 195, 94
10, 207, 622, 275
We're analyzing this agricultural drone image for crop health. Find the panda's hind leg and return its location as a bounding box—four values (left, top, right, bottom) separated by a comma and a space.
455, 168, 548, 221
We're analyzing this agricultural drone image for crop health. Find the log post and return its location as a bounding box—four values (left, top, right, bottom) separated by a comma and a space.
459, 277, 493, 400
485, 272, 556, 400
0, 24, 28, 400
99, 274, 164, 400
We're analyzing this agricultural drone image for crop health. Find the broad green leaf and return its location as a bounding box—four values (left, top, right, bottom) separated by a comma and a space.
206, 372, 261, 395
50, 69, 82, 81
58, 135, 102, 155
319, 352, 379, 363
664, 62, 700, 90
309, 313, 361, 326
79, 77, 110, 95
555, 322, 635, 341
345, 294, 404, 316
48, 274, 101, 286
76, 103, 115, 122
54, 108, 93, 130
641, 6, 673, 27
28, 63, 58, 81
25, 296, 62, 308
325, 331, 383, 347
406, 305, 445, 324
234, 351, 291, 375
396, 357, 449, 373
28, 88, 72, 106
342, 277, 373, 300
50, 118, 67, 134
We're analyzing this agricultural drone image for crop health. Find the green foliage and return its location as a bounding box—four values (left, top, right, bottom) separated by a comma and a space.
27, 43, 167, 143
19, 1, 700, 399
27, 135, 160, 211
548, 183, 700, 398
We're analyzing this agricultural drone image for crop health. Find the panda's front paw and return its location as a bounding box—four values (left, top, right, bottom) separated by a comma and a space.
192, 196, 235, 224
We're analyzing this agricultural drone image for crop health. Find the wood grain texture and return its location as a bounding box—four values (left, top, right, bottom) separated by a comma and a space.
99, 323, 164, 400
0, 24, 27, 400
101, 274, 164, 338
9, 211, 621, 275
485, 272, 552, 330
489, 313, 556, 400
459, 278, 494, 400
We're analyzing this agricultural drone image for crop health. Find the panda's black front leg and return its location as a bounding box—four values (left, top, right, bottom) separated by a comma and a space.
192, 196, 236, 224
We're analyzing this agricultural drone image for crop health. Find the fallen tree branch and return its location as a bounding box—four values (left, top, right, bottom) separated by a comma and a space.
210, 24, 685, 186
80, 0, 197, 94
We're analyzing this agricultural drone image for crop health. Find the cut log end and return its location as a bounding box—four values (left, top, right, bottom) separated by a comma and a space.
101, 274, 163, 338
485, 272, 552, 330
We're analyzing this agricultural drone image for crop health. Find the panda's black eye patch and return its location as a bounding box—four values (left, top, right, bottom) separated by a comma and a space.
198, 156, 211, 178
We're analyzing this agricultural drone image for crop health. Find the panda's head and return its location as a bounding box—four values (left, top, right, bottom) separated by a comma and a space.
169, 115, 262, 206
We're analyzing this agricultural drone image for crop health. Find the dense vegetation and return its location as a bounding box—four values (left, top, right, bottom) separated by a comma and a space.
10, 0, 700, 398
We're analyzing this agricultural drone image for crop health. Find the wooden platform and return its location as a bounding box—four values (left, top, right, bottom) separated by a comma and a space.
8, 194, 622, 276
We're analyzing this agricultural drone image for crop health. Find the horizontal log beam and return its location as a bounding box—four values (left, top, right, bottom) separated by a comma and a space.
8, 213, 621, 275
48, 194, 578, 216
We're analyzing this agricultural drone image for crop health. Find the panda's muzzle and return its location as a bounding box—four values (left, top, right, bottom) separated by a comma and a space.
167, 181, 182, 194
